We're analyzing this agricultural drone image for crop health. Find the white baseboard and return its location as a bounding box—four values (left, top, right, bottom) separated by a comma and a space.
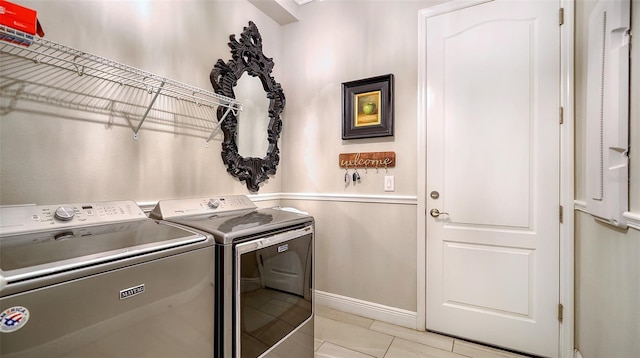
574, 349, 583, 358
315, 290, 418, 330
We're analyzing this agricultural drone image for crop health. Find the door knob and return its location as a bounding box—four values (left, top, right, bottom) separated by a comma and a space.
430, 208, 449, 218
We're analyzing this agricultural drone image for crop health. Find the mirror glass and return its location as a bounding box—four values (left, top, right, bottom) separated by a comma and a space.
235, 75, 270, 158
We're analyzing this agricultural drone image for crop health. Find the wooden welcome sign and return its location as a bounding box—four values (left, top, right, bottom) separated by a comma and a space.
338, 151, 396, 169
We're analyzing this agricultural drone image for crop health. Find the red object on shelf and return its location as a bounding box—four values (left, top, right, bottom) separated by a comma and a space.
0, 0, 38, 34
0, 0, 44, 46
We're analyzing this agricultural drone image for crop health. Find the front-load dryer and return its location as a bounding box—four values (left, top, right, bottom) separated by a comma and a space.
150, 195, 314, 358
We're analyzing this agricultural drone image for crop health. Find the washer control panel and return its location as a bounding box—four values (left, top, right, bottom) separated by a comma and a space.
150, 195, 257, 219
0, 201, 146, 235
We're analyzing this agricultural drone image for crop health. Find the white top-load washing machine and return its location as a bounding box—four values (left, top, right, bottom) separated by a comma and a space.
0, 201, 216, 358
150, 195, 314, 358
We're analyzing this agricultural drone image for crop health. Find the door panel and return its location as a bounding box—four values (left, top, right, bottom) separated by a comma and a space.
425, 1, 560, 356
443, 242, 534, 317
443, 17, 533, 229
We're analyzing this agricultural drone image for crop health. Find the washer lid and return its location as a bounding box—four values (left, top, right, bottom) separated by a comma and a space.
170, 208, 313, 244
0, 219, 209, 284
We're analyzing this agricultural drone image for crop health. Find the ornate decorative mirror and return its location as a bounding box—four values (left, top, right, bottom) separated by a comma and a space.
210, 21, 285, 192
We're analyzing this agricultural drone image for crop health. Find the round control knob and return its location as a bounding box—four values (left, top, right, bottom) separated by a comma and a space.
54, 206, 76, 221
54, 232, 75, 241
207, 199, 221, 209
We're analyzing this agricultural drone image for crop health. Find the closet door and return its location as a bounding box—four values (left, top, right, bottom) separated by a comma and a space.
424, 0, 561, 356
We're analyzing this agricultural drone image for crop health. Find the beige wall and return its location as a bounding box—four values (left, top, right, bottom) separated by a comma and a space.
574, 1, 640, 356
280, 1, 441, 195
282, 199, 418, 311
0, 0, 285, 205
278, 0, 446, 313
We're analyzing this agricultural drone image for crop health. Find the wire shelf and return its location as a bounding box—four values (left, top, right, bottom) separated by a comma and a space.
0, 25, 241, 142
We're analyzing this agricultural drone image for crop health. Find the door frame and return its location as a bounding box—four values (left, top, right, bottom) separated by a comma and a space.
415, 0, 575, 357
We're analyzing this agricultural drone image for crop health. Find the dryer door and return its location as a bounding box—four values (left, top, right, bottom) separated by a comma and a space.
235, 226, 314, 358
256, 234, 311, 297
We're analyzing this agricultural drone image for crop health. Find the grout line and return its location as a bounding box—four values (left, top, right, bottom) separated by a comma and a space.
451, 339, 473, 357
382, 336, 396, 358
367, 319, 376, 330
451, 338, 459, 353
327, 341, 378, 358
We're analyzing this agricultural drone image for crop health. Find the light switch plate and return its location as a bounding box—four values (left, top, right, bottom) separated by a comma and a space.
384, 175, 395, 192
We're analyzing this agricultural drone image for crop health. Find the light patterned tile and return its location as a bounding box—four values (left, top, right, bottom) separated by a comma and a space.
452, 340, 529, 358
315, 338, 324, 351
267, 328, 314, 358
314, 342, 376, 358
385, 338, 469, 358
315, 305, 374, 329
369, 321, 454, 352
315, 316, 393, 358
313, 308, 526, 358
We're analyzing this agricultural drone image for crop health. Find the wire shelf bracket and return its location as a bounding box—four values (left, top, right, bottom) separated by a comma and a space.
204, 106, 237, 148
133, 81, 165, 140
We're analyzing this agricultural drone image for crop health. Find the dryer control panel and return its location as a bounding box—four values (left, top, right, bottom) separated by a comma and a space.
150, 195, 257, 219
0, 201, 146, 235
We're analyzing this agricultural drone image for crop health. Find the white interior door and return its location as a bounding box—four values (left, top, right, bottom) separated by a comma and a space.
425, 1, 560, 357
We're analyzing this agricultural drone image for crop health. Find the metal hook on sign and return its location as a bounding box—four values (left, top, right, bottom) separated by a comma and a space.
72, 56, 84, 76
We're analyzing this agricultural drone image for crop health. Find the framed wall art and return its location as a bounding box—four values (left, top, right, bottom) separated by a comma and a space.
341, 74, 394, 140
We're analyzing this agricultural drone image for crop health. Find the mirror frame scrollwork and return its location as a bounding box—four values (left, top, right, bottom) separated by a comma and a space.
210, 21, 285, 192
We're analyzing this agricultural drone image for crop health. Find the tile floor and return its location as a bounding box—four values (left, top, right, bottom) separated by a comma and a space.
314, 306, 531, 358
